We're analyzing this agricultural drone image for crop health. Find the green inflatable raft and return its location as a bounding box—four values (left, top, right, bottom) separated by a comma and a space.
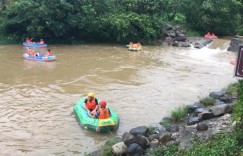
74, 97, 119, 132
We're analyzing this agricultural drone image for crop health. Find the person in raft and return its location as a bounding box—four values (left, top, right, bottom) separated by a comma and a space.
83, 92, 99, 117
26, 38, 32, 44
26, 47, 35, 56
45, 49, 52, 56
91, 100, 111, 119
38, 38, 45, 44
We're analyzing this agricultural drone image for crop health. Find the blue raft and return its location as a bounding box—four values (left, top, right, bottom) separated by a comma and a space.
23, 42, 48, 47
23, 53, 56, 62
74, 97, 119, 132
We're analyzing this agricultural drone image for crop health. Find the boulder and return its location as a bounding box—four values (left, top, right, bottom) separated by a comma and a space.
127, 143, 144, 156
130, 126, 148, 136
196, 123, 209, 131
122, 132, 135, 146
112, 142, 127, 156
188, 117, 200, 125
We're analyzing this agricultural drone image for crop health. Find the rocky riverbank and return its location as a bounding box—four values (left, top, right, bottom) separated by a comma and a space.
88, 85, 237, 156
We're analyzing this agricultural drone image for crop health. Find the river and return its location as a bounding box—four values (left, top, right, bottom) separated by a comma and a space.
0, 39, 237, 155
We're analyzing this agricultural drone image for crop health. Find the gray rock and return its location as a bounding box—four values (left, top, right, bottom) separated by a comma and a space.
198, 112, 214, 120
127, 143, 144, 156
219, 95, 232, 103
122, 132, 135, 146
179, 129, 193, 150
187, 103, 202, 113
214, 99, 225, 105
130, 126, 148, 136
148, 134, 158, 141
227, 38, 243, 52
195, 108, 210, 115
209, 104, 229, 116
134, 135, 150, 149
150, 139, 159, 148
112, 142, 127, 156
158, 131, 172, 143
209, 91, 225, 99
196, 123, 209, 131
188, 117, 200, 125
166, 125, 179, 133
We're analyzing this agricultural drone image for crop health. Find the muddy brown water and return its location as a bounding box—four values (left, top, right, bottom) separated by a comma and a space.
0, 39, 237, 155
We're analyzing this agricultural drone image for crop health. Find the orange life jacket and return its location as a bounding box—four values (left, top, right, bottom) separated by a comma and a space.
45, 51, 52, 56
85, 98, 96, 110
98, 108, 110, 119
27, 49, 35, 56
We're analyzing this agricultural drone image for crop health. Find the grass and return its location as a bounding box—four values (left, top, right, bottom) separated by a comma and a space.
171, 106, 188, 122
200, 97, 215, 106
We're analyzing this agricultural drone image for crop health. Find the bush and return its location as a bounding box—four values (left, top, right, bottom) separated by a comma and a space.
226, 83, 238, 96
200, 97, 215, 106
171, 106, 188, 122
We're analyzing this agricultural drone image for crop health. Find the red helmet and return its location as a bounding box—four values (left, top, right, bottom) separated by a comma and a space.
99, 100, 107, 107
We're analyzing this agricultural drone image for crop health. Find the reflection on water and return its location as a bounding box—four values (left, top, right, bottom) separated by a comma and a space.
0, 40, 237, 155
23, 60, 56, 70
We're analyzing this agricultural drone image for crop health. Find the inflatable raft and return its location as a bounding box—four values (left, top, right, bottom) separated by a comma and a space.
74, 97, 119, 132
23, 42, 47, 47
204, 33, 217, 39
23, 53, 56, 62
127, 43, 142, 51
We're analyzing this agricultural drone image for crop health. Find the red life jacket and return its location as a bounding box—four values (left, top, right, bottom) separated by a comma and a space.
85, 98, 96, 110
99, 108, 110, 119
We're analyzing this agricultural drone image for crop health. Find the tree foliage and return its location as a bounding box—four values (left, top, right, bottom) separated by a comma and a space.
0, 0, 243, 43
182, 0, 241, 35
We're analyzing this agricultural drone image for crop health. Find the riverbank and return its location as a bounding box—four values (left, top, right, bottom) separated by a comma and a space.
88, 82, 243, 156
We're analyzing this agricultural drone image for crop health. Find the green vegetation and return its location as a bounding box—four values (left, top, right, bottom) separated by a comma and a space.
180, 133, 242, 156
159, 118, 173, 129
149, 144, 178, 156
200, 97, 215, 106
171, 106, 188, 122
226, 83, 239, 96
233, 80, 243, 145
150, 133, 242, 156
0, 0, 243, 43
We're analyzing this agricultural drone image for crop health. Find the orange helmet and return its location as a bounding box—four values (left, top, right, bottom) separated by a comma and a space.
99, 100, 107, 107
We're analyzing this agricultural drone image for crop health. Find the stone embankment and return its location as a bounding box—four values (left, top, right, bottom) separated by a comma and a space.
227, 37, 243, 52
163, 24, 213, 48
89, 87, 236, 156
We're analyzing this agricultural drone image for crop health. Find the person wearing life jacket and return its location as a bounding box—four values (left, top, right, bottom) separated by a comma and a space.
26, 47, 35, 56
38, 38, 44, 44
83, 92, 99, 117
45, 49, 52, 56
94, 100, 111, 119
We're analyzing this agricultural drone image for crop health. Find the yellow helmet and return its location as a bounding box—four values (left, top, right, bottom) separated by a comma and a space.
87, 92, 95, 97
